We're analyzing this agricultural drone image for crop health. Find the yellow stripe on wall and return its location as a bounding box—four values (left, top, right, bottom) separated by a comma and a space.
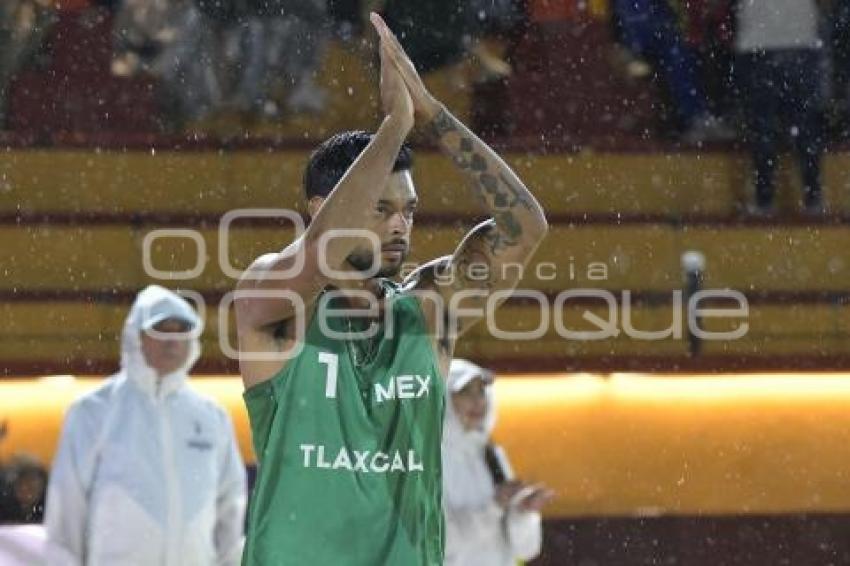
5, 151, 850, 215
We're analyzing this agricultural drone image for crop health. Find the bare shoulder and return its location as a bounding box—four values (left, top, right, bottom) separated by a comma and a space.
237, 238, 306, 290
234, 235, 325, 331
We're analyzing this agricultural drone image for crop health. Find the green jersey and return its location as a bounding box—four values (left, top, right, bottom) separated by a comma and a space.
242, 281, 446, 565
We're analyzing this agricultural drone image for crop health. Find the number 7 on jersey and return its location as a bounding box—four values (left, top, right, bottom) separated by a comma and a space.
318, 352, 338, 399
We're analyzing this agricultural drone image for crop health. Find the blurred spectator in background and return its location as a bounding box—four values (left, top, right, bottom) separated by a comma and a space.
467, 0, 526, 80
377, 0, 519, 86
677, 0, 735, 122
328, 0, 362, 40
45, 285, 246, 565
0, 426, 47, 565
112, 0, 330, 125
112, 0, 221, 127
0, 455, 47, 524
611, 0, 732, 142
0, 0, 57, 129
734, 0, 825, 215
443, 359, 553, 566
245, 0, 330, 116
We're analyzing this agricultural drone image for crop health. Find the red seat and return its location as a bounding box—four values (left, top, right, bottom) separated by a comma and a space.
7, 9, 160, 137
57, 0, 92, 13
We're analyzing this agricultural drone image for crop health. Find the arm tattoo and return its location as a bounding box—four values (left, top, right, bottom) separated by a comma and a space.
493, 210, 522, 240
429, 109, 530, 207
482, 227, 513, 254
426, 108, 457, 139
430, 108, 540, 265
498, 173, 534, 211
457, 139, 528, 250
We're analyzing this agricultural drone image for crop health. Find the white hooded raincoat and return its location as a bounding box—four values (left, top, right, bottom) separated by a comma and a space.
442, 359, 543, 566
45, 285, 246, 566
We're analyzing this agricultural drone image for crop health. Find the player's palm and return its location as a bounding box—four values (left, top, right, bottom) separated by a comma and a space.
370, 12, 440, 123
379, 39, 414, 124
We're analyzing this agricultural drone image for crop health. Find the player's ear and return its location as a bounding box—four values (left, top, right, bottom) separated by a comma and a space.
307, 196, 325, 219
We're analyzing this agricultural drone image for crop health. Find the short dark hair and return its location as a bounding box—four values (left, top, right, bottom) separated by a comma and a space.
303, 130, 413, 200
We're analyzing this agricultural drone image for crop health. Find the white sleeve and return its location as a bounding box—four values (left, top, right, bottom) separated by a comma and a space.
498, 446, 543, 561
505, 506, 543, 561
213, 409, 247, 566
445, 498, 504, 539
44, 404, 94, 566
443, 497, 504, 565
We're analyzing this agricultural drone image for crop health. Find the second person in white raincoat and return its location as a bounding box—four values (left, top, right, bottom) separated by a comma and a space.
45, 285, 247, 566
442, 359, 554, 566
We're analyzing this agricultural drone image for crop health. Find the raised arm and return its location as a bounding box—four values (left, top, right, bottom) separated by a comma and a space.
372, 14, 548, 335
235, 28, 415, 331
427, 106, 549, 270
421, 106, 548, 335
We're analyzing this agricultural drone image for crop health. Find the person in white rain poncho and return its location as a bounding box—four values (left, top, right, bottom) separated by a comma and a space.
442, 359, 554, 566
45, 285, 246, 566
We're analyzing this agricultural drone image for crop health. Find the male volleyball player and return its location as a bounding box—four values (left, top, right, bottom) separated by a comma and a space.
234, 13, 548, 565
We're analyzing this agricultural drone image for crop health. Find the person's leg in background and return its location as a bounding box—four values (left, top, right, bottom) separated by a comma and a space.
263, 0, 328, 114
155, 5, 223, 127
611, 0, 723, 140
779, 49, 825, 212
736, 51, 781, 213
685, 0, 736, 125
830, 0, 850, 137
229, 14, 268, 116
646, 8, 707, 133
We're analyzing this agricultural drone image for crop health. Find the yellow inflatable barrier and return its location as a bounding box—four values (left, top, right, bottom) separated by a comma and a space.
3, 373, 850, 518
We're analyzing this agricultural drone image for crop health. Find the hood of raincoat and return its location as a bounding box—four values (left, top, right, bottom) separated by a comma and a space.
443, 358, 497, 449
121, 285, 202, 397
442, 359, 500, 513
441, 360, 542, 566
